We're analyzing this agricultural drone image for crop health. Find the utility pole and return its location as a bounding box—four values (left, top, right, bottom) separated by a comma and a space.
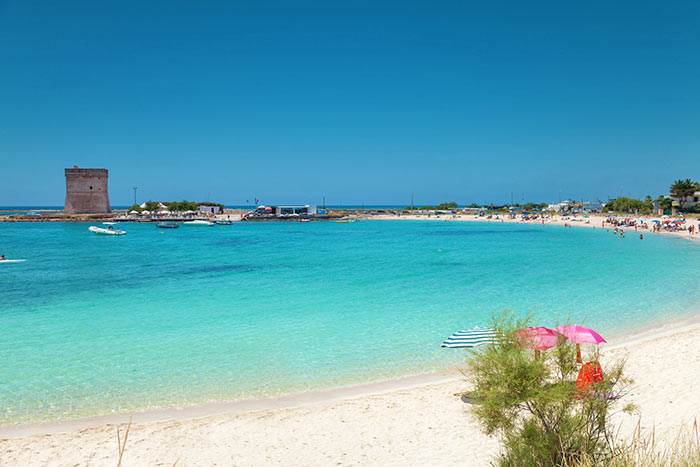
511, 192, 513, 205
411, 192, 414, 209
323, 196, 325, 209
133, 187, 137, 205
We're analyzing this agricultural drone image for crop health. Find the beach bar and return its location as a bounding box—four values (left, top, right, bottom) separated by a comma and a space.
244, 204, 317, 220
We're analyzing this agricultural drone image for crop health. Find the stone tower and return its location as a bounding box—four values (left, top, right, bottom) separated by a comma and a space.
64, 166, 111, 214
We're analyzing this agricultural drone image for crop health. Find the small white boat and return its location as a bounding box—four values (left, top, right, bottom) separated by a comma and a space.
183, 220, 214, 226
0, 259, 26, 263
89, 222, 126, 236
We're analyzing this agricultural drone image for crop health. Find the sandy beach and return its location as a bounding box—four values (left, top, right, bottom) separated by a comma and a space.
370, 211, 700, 244
2, 316, 699, 466
2, 214, 700, 466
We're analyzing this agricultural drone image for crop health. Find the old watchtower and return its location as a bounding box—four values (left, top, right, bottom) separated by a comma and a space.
64, 166, 112, 214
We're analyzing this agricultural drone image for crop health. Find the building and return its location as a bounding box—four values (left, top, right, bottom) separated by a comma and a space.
64, 166, 111, 214
547, 201, 571, 212
198, 205, 222, 215
671, 191, 700, 210
246, 205, 317, 218
581, 201, 604, 212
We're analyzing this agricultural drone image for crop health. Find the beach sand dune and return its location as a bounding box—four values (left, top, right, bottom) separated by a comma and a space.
2, 325, 699, 466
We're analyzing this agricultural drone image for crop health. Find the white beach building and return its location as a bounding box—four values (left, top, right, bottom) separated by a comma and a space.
198, 205, 221, 215
670, 191, 700, 210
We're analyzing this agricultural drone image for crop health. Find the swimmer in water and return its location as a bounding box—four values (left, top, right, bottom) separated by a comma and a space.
640, 234, 643, 240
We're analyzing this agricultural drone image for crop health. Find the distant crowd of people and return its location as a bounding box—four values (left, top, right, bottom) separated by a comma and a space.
605, 216, 699, 237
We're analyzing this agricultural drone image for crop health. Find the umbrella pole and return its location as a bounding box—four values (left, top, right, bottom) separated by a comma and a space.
576, 343, 582, 364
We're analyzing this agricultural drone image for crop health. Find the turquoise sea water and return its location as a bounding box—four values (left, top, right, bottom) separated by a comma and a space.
1, 220, 700, 426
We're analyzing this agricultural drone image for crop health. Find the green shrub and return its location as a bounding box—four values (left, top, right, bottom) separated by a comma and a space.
466, 313, 635, 466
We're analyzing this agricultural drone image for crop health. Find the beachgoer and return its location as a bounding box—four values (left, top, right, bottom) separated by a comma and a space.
640, 234, 643, 240
0, 254, 4, 261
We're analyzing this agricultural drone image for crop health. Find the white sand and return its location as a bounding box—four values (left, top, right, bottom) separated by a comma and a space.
2, 321, 700, 466
372, 211, 700, 244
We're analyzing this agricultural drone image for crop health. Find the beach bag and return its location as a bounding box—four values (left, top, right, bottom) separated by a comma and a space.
576, 361, 603, 398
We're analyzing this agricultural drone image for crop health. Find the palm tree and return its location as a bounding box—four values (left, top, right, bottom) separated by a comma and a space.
669, 179, 697, 212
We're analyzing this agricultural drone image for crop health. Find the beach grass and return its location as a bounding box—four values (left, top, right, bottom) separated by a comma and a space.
571, 419, 700, 467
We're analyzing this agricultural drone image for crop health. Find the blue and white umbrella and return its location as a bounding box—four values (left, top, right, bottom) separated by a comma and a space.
441, 326, 497, 348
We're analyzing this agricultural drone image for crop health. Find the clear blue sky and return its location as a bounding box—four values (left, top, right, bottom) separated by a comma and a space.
1, 1, 699, 206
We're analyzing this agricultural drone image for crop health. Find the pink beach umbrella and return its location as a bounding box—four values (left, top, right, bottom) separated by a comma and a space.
516, 327, 559, 350
555, 325, 606, 363
516, 327, 560, 360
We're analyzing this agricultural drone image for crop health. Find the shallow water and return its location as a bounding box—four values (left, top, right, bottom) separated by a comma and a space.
1, 220, 699, 425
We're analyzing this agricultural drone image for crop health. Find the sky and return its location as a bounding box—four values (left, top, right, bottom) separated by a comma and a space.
1, 1, 699, 206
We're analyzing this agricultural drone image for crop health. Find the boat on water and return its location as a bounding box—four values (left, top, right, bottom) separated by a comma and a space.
183, 220, 214, 226
0, 259, 26, 263
89, 222, 126, 236
336, 220, 350, 223
214, 220, 232, 225
156, 222, 180, 229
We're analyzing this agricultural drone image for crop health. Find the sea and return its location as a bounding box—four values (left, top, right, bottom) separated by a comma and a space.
1, 219, 699, 426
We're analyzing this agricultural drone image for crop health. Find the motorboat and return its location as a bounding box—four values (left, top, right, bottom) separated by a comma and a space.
183, 220, 214, 226
214, 220, 233, 225
89, 222, 126, 235
156, 222, 179, 229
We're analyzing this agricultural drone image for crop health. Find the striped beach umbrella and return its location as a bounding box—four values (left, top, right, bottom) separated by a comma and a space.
441, 326, 496, 348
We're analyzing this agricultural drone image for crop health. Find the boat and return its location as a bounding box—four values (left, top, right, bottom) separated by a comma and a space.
214, 220, 233, 225
156, 222, 180, 229
89, 222, 126, 236
336, 220, 349, 223
299, 219, 310, 223
0, 259, 26, 263
183, 220, 214, 226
